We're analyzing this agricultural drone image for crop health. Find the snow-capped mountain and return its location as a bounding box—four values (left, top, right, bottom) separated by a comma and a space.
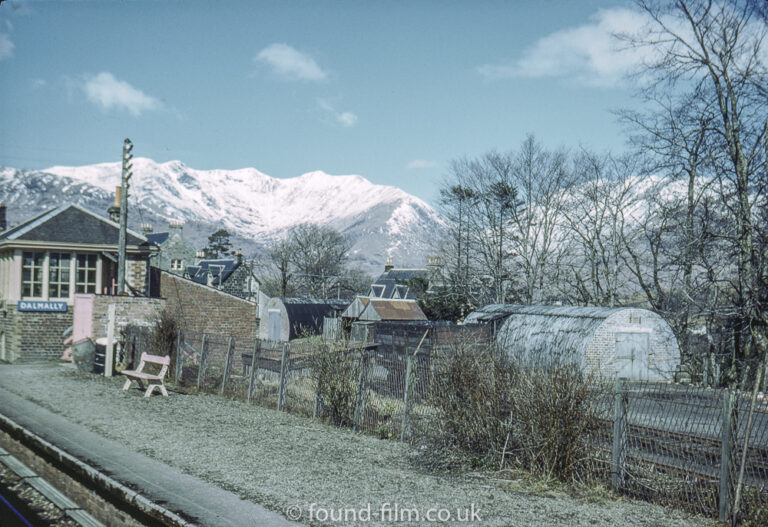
0, 158, 445, 274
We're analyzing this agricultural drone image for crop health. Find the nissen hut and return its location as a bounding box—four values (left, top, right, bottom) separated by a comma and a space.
464, 304, 680, 381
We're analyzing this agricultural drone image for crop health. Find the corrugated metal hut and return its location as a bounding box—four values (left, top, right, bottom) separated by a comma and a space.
259, 297, 349, 341
341, 296, 370, 319
464, 304, 680, 381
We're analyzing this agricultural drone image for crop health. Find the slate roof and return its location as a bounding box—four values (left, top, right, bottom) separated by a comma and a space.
369, 269, 428, 299
146, 232, 170, 246
0, 204, 148, 247
186, 258, 238, 286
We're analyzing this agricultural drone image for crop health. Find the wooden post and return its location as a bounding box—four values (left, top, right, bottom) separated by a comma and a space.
400, 354, 415, 442
719, 388, 735, 522
104, 304, 116, 377
277, 343, 289, 411
220, 336, 235, 396
247, 339, 261, 404
353, 350, 370, 431
174, 330, 183, 383
611, 377, 628, 492
197, 334, 209, 391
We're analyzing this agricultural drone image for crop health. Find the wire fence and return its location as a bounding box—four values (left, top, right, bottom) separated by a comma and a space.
125, 324, 768, 524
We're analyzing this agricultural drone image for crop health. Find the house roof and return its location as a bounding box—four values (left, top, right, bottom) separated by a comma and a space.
146, 232, 170, 246
186, 258, 238, 286
0, 204, 148, 247
362, 299, 427, 321
276, 297, 350, 339
369, 268, 428, 299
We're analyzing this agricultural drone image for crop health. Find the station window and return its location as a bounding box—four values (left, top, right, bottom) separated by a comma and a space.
48, 252, 71, 298
21, 252, 44, 298
75, 254, 98, 293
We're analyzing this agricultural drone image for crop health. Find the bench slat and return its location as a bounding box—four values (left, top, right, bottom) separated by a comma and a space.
121, 371, 163, 381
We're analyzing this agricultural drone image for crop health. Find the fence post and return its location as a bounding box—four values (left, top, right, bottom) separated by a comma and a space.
247, 339, 261, 404
197, 334, 209, 391
719, 388, 735, 522
353, 350, 371, 431
400, 354, 415, 442
277, 343, 289, 411
611, 377, 628, 492
220, 336, 235, 396
174, 330, 183, 383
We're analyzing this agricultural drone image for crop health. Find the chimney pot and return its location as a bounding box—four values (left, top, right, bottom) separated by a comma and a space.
0, 202, 6, 232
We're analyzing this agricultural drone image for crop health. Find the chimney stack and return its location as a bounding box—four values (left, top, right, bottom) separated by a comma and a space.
141, 223, 153, 235
108, 186, 121, 223
169, 220, 183, 235
234, 249, 243, 265
384, 256, 394, 272
0, 203, 6, 232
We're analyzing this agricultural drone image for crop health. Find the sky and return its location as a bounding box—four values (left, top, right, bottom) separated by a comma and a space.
0, 0, 651, 206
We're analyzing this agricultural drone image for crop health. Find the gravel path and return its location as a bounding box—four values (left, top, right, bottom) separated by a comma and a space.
0, 364, 715, 527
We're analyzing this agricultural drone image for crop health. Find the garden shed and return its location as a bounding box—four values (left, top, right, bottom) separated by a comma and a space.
259, 297, 349, 341
464, 304, 680, 381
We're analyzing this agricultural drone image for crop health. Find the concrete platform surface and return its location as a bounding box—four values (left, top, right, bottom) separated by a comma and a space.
0, 385, 303, 527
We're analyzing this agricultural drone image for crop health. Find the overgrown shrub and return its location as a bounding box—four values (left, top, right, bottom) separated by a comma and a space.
149, 308, 180, 373
308, 343, 362, 427
425, 342, 607, 482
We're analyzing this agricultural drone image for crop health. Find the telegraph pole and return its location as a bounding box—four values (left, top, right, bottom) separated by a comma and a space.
117, 138, 133, 295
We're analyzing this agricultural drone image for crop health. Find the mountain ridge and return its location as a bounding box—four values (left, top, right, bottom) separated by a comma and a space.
0, 159, 446, 274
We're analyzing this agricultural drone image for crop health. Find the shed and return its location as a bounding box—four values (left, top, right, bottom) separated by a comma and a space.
358, 299, 427, 322
259, 297, 349, 341
341, 296, 370, 319
464, 304, 680, 381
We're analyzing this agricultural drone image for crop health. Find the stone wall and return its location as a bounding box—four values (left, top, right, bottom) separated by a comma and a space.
91, 296, 166, 341
159, 271, 258, 339
0, 306, 72, 363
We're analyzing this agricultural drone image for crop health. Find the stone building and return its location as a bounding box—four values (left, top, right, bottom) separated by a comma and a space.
143, 221, 196, 275
464, 304, 680, 381
185, 252, 259, 302
0, 204, 156, 362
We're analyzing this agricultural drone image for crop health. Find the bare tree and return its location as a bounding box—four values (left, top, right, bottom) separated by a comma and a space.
623, 0, 768, 376
288, 223, 350, 298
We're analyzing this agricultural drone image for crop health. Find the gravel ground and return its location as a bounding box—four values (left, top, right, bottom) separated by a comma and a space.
0, 364, 716, 527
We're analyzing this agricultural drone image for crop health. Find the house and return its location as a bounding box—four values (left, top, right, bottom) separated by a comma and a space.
464, 304, 680, 381
368, 257, 444, 299
259, 297, 349, 341
0, 203, 157, 362
185, 251, 259, 302
143, 221, 196, 275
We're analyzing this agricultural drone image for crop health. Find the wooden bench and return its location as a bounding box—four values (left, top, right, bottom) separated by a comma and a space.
120, 352, 170, 397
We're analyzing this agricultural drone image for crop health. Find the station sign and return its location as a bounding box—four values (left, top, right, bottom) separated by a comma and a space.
17, 300, 68, 312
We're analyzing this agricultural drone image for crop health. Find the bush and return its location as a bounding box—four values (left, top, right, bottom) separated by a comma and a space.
308, 343, 362, 427
149, 308, 180, 374
425, 342, 606, 481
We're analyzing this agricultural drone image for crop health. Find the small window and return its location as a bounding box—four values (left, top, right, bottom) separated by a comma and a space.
21, 251, 44, 298
48, 252, 71, 298
75, 254, 98, 293
629, 315, 642, 325
171, 258, 183, 271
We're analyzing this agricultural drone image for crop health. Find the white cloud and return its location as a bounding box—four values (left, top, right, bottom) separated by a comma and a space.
31, 78, 46, 89
478, 8, 656, 87
82, 72, 161, 116
0, 33, 14, 61
256, 43, 327, 82
407, 160, 437, 169
336, 111, 358, 127
318, 99, 357, 127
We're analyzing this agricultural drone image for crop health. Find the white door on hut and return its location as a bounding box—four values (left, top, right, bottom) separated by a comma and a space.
615, 332, 650, 380
268, 309, 281, 341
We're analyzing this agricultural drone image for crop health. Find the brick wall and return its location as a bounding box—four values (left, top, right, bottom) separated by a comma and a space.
0, 306, 72, 363
91, 296, 166, 340
159, 271, 258, 339
126, 257, 148, 295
